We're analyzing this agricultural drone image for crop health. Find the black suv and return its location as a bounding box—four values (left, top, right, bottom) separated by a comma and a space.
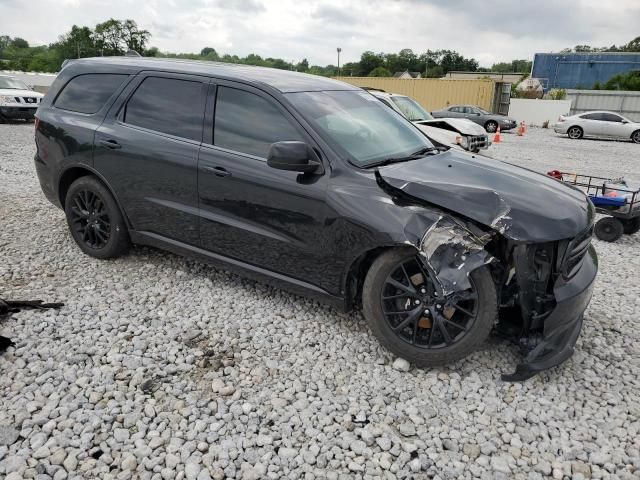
35, 57, 597, 380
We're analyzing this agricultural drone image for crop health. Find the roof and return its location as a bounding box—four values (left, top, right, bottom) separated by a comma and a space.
66, 57, 358, 93
393, 70, 422, 78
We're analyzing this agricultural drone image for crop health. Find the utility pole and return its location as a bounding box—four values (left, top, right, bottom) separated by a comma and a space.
337, 47, 341, 76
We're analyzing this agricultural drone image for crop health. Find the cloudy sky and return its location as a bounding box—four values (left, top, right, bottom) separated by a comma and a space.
1, 0, 638, 67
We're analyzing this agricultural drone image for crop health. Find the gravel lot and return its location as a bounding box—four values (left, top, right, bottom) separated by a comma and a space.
1, 124, 639, 480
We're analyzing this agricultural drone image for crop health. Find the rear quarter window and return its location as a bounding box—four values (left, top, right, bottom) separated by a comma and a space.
54, 74, 128, 114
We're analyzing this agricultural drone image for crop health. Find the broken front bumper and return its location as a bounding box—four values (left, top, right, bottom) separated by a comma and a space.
503, 244, 598, 381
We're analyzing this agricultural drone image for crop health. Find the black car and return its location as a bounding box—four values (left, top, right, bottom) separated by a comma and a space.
34, 58, 597, 380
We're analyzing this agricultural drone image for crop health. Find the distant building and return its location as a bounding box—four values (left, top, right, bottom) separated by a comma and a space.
532, 52, 640, 90
445, 71, 525, 83
393, 70, 422, 79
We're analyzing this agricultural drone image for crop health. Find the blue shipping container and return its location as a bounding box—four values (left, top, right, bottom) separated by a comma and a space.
532, 52, 640, 90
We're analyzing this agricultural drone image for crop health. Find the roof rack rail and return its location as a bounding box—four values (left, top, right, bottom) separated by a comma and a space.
361, 87, 386, 92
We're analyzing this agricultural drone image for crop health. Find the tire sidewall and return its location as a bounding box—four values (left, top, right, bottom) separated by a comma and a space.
568, 126, 583, 139
632, 130, 640, 144
362, 248, 497, 367
594, 217, 624, 242
64, 176, 129, 259
485, 121, 498, 133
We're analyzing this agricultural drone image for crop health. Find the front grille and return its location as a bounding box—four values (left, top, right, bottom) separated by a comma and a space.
563, 225, 593, 278
468, 135, 489, 150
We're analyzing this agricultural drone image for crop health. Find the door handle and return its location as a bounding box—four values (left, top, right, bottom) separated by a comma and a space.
99, 139, 121, 149
203, 165, 231, 177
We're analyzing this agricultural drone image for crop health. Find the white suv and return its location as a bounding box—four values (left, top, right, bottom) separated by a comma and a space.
367, 89, 490, 152
0, 75, 44, 122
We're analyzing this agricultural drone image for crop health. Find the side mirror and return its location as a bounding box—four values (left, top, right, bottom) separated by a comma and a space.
267, 141, 321, 173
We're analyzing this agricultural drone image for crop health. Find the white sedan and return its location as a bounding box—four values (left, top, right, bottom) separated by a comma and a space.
554, 111, 640, 144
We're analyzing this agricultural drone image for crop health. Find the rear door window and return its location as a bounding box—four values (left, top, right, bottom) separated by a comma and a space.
213, 86, 303, 158
123, 76, 205, 141
55, 74, 128, 114
581, 113, 603, 121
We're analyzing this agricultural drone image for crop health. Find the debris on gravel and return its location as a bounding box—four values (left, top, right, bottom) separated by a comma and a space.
1, 124, 639, 478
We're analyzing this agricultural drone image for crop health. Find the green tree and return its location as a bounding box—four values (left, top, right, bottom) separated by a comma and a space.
200, 47, 218, 57
368, 66, 392, 77
296, 58, 309, 72
11, 37, 29, 49
359, 51, 384, 76
603, 71, 640, 91
121, 19, 150, 53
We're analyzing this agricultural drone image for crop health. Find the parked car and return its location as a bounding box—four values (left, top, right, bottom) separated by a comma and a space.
0, 74, 44, 122
553, 111, 640, 143
432, 105, 517, 133
35, 57, 597, 380
366, 89, 490, 152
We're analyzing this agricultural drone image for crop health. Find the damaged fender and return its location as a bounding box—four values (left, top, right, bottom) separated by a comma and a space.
417, 216, 494, 296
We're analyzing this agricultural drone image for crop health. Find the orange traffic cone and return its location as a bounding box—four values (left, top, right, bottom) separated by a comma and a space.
517, 121, 524, 136
522, 121, 526, 134
493, 125, 501, 143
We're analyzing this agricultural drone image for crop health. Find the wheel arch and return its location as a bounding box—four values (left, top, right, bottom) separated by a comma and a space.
343, 244, 417, 311
58, 165, 133, 229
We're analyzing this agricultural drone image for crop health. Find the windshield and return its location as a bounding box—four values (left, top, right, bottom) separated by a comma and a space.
390, 96, 434, 121
0, 76, 30, 90
286, 90, 434, 166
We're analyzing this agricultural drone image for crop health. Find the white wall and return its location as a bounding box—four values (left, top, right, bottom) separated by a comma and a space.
508, 99, 572, 126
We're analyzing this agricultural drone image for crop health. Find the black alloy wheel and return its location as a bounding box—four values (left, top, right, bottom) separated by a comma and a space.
64, 176, 130, 259
69, 189, 111, 249
380, 256, 478, 349
362, 248, 497, 367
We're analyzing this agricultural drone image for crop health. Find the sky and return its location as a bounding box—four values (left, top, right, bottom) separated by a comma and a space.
1, 0, 638, 67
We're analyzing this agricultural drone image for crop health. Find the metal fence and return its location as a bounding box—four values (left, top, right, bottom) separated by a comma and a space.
566, 89, 640, 121
333, 77, 509, 113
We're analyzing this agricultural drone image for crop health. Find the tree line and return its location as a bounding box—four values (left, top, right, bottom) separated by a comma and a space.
0, 19, 638, 90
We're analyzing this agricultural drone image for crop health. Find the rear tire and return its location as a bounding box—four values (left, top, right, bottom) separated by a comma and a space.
485, 121, 498, 133
631, 130, 640, 144
594, 217, 624, 242
567, 126, 583, 139
362, 248, 497, 367
622, 217, 640, 235
64, 176, 130, 259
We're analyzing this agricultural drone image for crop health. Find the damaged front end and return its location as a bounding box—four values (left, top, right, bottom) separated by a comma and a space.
415, 214, 597, 381
375, 161, 598, 381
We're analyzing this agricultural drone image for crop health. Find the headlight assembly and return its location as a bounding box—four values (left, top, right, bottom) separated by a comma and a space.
0, 95, 18, 104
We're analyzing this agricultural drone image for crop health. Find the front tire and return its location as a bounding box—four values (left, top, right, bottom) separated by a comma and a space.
362, 248, 497, 367
485, 121, 498, 133
594, 217, 624, 242
631, 130, 640, 144
64, 176, 130, 259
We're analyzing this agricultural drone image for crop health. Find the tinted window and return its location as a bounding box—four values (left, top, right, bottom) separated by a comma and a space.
449, 107, 462, 113
214, 87, 303, 157
601, 113, 623, 122
55, 74, 127, 114
124, 77, 204, 141
581, 113, 603, 121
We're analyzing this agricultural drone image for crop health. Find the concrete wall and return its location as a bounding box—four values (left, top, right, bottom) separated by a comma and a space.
508, 99, 572, 126
566, 89, 640, 122
333, 77, 497, 112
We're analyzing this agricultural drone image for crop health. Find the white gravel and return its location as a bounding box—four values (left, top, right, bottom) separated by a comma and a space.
1, 123, 639, 480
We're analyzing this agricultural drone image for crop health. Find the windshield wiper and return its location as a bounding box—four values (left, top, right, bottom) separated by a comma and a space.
365, 147, 438, 168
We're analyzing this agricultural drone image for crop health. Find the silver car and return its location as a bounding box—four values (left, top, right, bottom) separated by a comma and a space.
432, 105, 517, 133
553, 111, 640, 144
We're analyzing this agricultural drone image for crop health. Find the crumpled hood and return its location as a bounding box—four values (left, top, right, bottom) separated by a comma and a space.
0, 88, 43, 98
416, 118, 487, 136
377, 150, 593, 242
